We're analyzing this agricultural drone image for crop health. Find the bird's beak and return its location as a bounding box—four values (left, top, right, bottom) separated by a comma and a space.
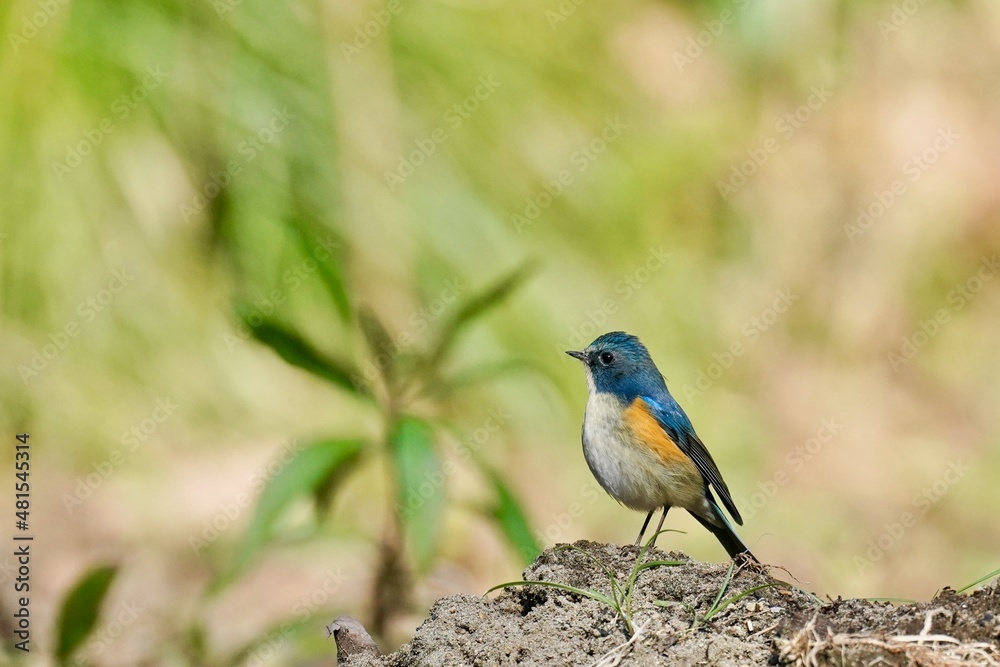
565, 350, 587, 362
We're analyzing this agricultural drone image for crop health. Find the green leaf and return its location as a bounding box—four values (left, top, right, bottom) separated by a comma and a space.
55, 565, 118, 664
241, 314, 367, 398
358, 307, 396, 384
286, 217, 352, 321
433, 359, 541, 397
390, 417, 445, 571
235, 439, 365, 572
185, 623, 208, 663
428, 260, 536, 367
485, 468, 539, 565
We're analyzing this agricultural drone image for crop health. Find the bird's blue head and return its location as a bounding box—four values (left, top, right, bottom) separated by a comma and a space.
566, 331, 667, 400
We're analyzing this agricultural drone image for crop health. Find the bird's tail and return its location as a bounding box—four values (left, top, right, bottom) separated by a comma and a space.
692, 503, 758, 562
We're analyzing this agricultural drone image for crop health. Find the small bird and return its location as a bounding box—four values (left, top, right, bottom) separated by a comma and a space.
567, 331, 756, 561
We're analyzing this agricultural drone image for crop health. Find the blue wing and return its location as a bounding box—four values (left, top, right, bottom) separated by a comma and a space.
640, 395, 743, 525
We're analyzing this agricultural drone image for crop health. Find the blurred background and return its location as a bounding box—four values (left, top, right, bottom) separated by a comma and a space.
2, 0, 999, 663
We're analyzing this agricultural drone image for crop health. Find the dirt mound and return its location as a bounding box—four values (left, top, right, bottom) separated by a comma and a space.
344, 541, 999, 666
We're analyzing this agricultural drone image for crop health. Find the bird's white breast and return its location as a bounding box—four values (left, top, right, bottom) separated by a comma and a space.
581, 390, 707, 514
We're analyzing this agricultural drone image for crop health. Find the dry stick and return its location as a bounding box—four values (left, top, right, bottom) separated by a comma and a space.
589, 620, 649, 667
748, 621, 779, 639
778, 608, 1000, 667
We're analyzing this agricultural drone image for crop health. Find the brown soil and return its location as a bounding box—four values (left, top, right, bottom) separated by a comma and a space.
343, 541, 999, 666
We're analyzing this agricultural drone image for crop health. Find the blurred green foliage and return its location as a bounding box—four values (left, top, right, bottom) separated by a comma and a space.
230, 258, 540, 636
53, 565, 117, 665
2, 0, 1000, 663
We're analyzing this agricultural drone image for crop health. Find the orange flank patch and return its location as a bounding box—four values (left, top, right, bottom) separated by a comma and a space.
624, 399, 696, 469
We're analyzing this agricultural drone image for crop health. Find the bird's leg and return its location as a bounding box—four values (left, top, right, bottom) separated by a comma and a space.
633, 511, 654, 547
647, 506, 671, 549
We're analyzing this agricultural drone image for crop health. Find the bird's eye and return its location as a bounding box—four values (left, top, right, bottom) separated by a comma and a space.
599, 351, 614, 365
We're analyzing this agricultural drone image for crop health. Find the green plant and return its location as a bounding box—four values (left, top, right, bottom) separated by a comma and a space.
654, 560, 782, 630
53, 565, 119, 666
487, 532, 685, 636
222, 239, 540, 639
956, 567, 1000, 594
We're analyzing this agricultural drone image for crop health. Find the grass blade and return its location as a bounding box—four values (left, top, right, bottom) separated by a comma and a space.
705, 561, 736, 619
486, 580, 616, 607
554, 544, 624, 601
554, 544, 620, 583
623, 557, 685, 623
704, 583, 782, 622
55, 565, 118, 664
956, 567, 1000, 594
628, 558, 685, 594
653, 599, 697, 625
634, 559, 686, 572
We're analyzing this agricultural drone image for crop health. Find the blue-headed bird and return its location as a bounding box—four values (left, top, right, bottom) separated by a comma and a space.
567, 331, 756, 561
